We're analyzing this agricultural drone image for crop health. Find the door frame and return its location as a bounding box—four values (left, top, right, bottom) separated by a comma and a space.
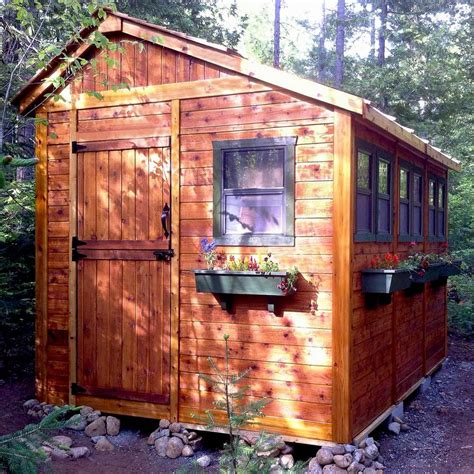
68, 95, 181, 421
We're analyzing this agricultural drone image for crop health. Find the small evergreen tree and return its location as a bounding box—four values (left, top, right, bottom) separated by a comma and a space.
0, 406, 80, 474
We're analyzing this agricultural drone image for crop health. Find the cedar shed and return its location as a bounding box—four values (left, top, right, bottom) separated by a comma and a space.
13, 11, 460, 445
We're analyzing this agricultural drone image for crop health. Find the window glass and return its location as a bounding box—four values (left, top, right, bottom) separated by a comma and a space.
356, 193, 372, 232
377, 198, 390, 233
357, 152, 371, 189
438, 183, 445, 208
224, 194, 283, 235
414, 174, 422, 204
429, 180, 435, 206
400, 168, 409, 200
413, 207, 422, 236
378, 160, 390, 194
223, 149, 284, 189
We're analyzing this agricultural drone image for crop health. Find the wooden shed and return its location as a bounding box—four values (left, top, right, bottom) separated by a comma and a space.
13, 11, 460, 445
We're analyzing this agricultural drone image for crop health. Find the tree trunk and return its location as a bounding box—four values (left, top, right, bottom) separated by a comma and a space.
370, 2, 376, 62
318, 0, 327, 82
378, 0, 387, 67
335, 0, 345, 87
273, 0, 281, 68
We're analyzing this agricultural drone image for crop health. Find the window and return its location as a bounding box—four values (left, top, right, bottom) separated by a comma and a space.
428, 175, 447, 241
213, 137, 296, 246
355, 140, 393, 242
398, 162, 423, 242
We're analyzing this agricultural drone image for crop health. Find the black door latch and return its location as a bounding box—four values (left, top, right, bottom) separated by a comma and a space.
153, 249, 175, 261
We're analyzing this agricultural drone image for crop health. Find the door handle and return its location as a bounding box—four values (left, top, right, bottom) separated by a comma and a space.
161, 203, 170, 238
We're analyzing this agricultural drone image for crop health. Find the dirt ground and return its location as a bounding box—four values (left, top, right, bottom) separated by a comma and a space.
0, 334, 472, 473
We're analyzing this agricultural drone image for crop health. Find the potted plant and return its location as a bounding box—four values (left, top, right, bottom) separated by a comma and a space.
361, 253, 412, 294
401, 251, 445, 284
437, 243, 463, 277
193, 239, 299, 299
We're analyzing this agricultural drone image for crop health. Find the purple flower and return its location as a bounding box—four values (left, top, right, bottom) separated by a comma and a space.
200, 238, 216, 254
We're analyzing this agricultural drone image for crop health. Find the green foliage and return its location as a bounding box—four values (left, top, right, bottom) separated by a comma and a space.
448, 271, 474, 337
0, 406, 79, 474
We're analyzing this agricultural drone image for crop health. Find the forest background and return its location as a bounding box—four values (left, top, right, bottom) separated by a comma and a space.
0, 0, 472, 378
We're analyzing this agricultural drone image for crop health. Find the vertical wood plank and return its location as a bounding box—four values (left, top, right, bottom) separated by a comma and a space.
170, 99, 180, 421
147, 44, 163, 85
148, 148, 163, 239
68, 86, 78, 404
176, 54, 190, 82
121, 149, 136, 240
108, 150, 122, 240
35, 110, 48, 401
149, 260, 163, 393
162, 49, 177, 84
122, 260, 136, 390
332, 109, 353, 443
96, 260, 110, 388
136, 261, 150, 392
121, 40, 135, 88
135, 42, 148, 87
83, 152, 97, 240
96, 151, 109, 240
109, 260, 123, 389
135, 149, 149, 240
82, 261, 97, 389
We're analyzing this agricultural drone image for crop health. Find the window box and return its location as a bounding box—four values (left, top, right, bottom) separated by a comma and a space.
410, 262, 444, 284
439, 261, 462, 277
361, 269, 412, 294
194, 270, 292, 312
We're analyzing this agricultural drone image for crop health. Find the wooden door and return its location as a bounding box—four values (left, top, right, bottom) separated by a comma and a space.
75, 141, 172, 404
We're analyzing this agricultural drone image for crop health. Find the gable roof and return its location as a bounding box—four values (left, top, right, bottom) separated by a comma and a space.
12, 10, 460, 171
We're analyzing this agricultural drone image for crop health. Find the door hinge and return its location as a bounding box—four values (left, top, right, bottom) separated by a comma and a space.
71, 383, 87, 395
72, 236, 87, 261
71, 141, 87, 153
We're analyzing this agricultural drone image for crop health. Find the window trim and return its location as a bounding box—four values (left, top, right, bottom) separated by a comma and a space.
354, 139, 394, 242
212, 137, 296, 246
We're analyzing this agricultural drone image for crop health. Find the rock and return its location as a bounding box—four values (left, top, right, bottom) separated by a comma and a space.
316, 448, 334, 466
196, 455, 211, 468
106, 416, 120, 436
90, 436, 101, 444
43, 404, 54, 415
182, 445, 194, 457
166, 437, 184, 458
86, 410, 102, 423
347, 461, 366, 473
365, 444, 379, 460
280, 444, 294, 455
257, 447, 280, 458
365, 437, 375, 447
307, 457, 323, 473
393, 416, 404, 424
388, 422, 401, 435
23, 399, 39, 410
373, 461, 385, 469
363, 457, 373, 468
95, 436, 114, 452
270, 467, 284, 474
159, 419, 171, 429
69, 447, 90, 459
322, 465, 346, 473
377, 455, 385, 465
241, 433, 259, 445
359, 439, 367, 449
331, 444, 346, 455
187, 431, 198, 441
189, 436, 202, 451
280, 454, 295, 469
79, 406, 94, 417
172, 432, 188, 444
364, 468, 377, 474
50, 435, 73, 449
51, 448, 69, 460
155, 437, 169, 457
85, 417, 107, 437
153, 429, 170, 440
333, 454, 353, 469
401, 423, 410, 432
68, 416, 88, 431
169, 422, 182, 433
353, 449, 364, 464
344, 444, 356, 453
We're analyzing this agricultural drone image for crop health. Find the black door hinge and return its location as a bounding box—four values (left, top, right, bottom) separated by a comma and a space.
71, 383, 87, 395
71, 141, 87, 153
72, 236, 87, 261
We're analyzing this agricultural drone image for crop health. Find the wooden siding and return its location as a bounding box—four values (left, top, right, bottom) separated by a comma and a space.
179, 90, 335, 440
351, 123, 448, 437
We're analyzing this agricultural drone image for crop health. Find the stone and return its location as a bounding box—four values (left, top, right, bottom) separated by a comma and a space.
316, 448, 334, 466
365, 437, 375, 446
307, 457, 323, 474
363, 457, 373, 468
86, 410, 102, 423
364, 468, 377, 474
90, 436, 101, 444
182, 445, 194, 457
344, 444, 356, 453
280, 444, 293, 455
392, 416, 404, 424
85, 417, 107, 437
189, 436, 203, 451
23, 399, 39, 410
169, 422, 182, 433
50, 435, 73, 449
159, 419, 171, 429
322, 465, 346, 473
331, 444, 346, 455
106, 416, 120, 436
373, 461, 385, 469
68, 416, 88, 431
270, 467, 284, 474
401, 423, 410, 432
166, 437, 184, 458
172, 432, 189, 444
257, 447, 280, 458
187, 431, 198, 441
51, 448, 69, 460
79, 406, 94, 417
196, 455, 211, 468
388, 422, 401, 435
333, 454, 353, 469
347, 461, 366, 473
392, 401, 404, 419
280, 454, 295, 469
377, 454, 385, 465
95, 436, 114, 452
155, 437, 169, 457
69, 447, 90, 459
43, 404, 54, 415
353, 449, 364, 464
364, 444, 379, 460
